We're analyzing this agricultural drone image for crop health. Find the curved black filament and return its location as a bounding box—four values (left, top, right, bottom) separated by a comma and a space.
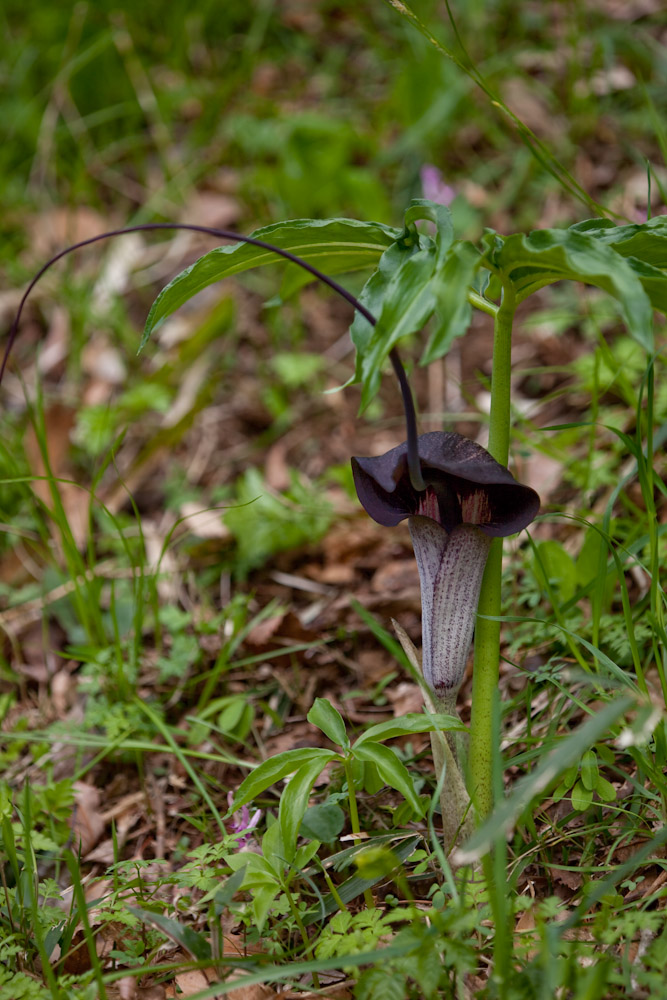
0, 221, 425, 492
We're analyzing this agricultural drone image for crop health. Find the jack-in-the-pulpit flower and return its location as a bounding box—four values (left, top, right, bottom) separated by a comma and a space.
352, 432, 539, 704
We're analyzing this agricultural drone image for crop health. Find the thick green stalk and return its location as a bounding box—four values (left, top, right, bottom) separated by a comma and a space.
469, 281, 515, 818
468, 540, 503, 817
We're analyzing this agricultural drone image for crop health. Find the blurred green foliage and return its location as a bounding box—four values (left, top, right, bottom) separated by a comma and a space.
2, 0, 666, 267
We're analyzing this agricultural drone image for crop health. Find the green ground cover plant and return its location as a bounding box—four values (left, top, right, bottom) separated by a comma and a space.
0, 2, 666, 999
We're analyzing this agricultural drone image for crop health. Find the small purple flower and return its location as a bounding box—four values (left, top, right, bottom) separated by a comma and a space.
226, 790, 261, 849
420, 165, 456, 207
352, 432, 539, 703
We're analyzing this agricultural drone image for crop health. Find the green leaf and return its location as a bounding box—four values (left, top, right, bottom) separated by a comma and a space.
356, 966, 407, 1000
307, 698, 349, 748
354, 844, 402, 880
561, 763, 579, 788
488, 228, 654, 351
595, 776, 617, 802
295, 839, 322, 869
533, 539, 577, 604
456, 695, 635, 863
1, 816, 20, 888
142, 218, 400, 348
232, 747, 341, 812
252, 884, 282, 934
622, 254, 667, 315
580, 750, 599, 791
403, 198, 454, 268
213, 865, 248, 914
349, 238, 425, 384
570, 216, 667, 268
353, 742, 423, 816
261, 817, 287, 870
360, 248, 437, 409
300, 802, 345, 842
279, 756, 332, 862
422, 240, 480, 365
575, 528, 615, 614
354, 712, 466, 746
302, 834, 422, 924
551, 781, 569, 804
127, 906, 211, 960
362, 760, 385, 795
571, 780, 594, 812
576, 529, 609, 589
225, 850, 279, 880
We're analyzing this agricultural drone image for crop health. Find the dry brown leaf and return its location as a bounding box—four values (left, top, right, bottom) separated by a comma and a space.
521, 451, 563, 498
370, 559, 418, 594
501, 78, 565, 142
61, 928, 93, 975
31, 206, 109, 258
86, 790, 144, 861
315, 562, 356, 585
24, 403, 74, 501
280, 979, 354, 1000
85, 876, 113, 909
245, 611, 314, 650
169, 970, 210, 997
180, 191, 241, 230
72, 781, 105, 855
282, 984, 353, 999
514, 906, 539, 960
36, 304, 69, 377
356, 649, 393, 686
142, 517, 181, 603
220, 936, 276, 1000
264, 440, 291, 492
81, 335, 127, 387
14, 619, 56, 682
118, 977, 139, 1000
137, 988, 167, 1000
226, 980, 276, 1000
179, 502, 230, 541
245, 613, 287, 647
552, 867, 583, 892
387, 682, 424, 717
93, 232, 144, 310
594, 0, 662, 18
51, 668, 76, 717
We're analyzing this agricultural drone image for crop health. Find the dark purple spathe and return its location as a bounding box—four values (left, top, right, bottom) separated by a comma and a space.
352, 431, 539, 537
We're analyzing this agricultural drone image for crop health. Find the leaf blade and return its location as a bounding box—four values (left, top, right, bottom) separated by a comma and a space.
232, 748, 341, 812
307, 698, 349, 749
353, 742, 424, 816
279, 756, 331, 861
354, 712, 466, 746
491, 228, 654, 350
360, 248, 437, 409
142, 218, 400, 348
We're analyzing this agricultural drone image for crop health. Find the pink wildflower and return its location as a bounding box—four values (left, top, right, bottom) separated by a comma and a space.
226, 791, 261, 848
420, 165, 456, 207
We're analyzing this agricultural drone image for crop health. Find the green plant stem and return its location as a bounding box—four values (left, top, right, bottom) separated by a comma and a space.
284, 886, 320, 989
468, 540, 503, 818
469, 280, 515, 820
468, 289, 498, 318
344, 758, 375, 909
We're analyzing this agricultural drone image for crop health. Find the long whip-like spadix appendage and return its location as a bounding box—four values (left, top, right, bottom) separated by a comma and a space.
0, 222, 425, 491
